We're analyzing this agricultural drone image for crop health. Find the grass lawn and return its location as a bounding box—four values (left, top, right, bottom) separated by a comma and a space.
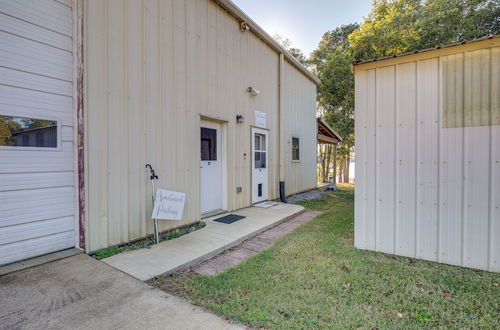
152, 184, 500, 328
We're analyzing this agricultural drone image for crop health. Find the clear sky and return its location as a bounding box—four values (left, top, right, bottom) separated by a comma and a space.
232, 0, 373, 57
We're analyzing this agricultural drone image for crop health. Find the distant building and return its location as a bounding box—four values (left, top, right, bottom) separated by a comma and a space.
13, 126, 57, 148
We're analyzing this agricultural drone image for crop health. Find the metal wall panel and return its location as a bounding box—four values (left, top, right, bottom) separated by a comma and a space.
84, 0, 317, 251
283, 61, 317, 195
354, 39, 500, 272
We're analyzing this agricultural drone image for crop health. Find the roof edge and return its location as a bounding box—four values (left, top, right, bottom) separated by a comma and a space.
317, 117, 342, 142
353, 35, 500, 69
212, 0, 321, 85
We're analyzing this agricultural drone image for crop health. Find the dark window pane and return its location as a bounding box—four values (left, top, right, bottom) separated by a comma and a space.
292, 137, 300, 160
0, 115, 57, 148
201, 127, 217, 161
255, 152, 266, 168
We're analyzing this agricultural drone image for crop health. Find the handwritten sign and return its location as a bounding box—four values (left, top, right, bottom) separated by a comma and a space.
151, 189, 186, 220
255, 111, 267, 128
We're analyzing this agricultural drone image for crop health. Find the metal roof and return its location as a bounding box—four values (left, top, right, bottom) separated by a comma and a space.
353, 35, 499, 66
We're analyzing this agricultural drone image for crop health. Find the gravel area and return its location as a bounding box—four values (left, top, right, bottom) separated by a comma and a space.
287, 189, 325, 203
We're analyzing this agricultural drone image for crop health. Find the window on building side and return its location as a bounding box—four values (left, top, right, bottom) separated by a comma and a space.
0, 115, 58, 148
292, 137, 300, 161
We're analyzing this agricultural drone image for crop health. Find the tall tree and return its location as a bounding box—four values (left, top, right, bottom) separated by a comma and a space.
310, 24, 359, 183
313, 0, 499, 182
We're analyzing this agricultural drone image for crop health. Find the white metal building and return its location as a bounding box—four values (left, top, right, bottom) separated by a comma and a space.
354, 36, 499, 272
0, 0, 320, 265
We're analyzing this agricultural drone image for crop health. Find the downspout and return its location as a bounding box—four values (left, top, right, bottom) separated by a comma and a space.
278, 53, 287, 203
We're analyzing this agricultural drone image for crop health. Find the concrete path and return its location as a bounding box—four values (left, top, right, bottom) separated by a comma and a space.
103, 203, 304, 281
194, 210, 322, 276
0, 254, 244, 330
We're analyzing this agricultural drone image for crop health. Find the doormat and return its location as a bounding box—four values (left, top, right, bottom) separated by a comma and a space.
213, 214, 246, 224
254, 202, 279, 208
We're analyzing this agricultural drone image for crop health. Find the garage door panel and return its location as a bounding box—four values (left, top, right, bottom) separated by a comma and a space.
0, 231, 74, 266
0, 142, 74, 173
0, 13, 72, 51
0, 67, 73, 96
62, 126, 74, 142
0, 187, 74, 227
0, 32, 72, 81
0, 0, 73, 36
0, 172, 73, 191
0, 216, 74, 245
0, 0, 75, 265
0, 85, 73, 125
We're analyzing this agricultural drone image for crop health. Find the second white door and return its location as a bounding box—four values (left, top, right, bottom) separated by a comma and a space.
200, 122, 223, 214
252, 128, 268, 203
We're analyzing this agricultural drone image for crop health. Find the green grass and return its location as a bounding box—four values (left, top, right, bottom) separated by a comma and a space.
151, 185, 500, 328
94, 223, 205, 260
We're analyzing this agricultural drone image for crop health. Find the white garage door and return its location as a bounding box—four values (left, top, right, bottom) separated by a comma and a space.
0, 0, 76, 265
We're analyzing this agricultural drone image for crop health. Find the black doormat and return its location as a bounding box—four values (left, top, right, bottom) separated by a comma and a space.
213, 214, 246, 224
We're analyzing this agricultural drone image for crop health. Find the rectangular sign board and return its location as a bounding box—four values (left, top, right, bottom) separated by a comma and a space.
255, 111, 267, 128
151, 189, 186, 220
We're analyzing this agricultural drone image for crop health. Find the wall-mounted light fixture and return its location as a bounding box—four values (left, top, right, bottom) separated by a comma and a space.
247, 87, 260, 96
240, 21, 250, 32
236, 114, 244, 123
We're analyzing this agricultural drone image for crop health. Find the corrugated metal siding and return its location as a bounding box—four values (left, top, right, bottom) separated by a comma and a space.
283, 60, 317, 195
84, 0, 316, 251
354, 41, 500, 272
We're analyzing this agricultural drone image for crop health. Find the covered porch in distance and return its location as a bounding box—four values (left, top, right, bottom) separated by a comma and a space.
317, 117, 342, 188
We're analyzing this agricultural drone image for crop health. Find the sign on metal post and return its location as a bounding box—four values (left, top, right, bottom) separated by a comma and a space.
151, 189, 186, 221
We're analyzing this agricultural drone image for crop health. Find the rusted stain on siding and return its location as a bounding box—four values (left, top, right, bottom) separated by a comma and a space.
76, 0, 85, 249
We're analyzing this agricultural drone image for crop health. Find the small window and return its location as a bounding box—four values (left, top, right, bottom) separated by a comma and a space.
201, 127, 217, 161
0, 115, 58, 148
254, 151, 266, 168
292, 137, 300, 161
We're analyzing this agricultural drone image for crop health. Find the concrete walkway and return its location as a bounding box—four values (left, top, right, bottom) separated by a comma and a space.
193, 210, 322, 276
0, 254, 243, 330
103, 203, 304, 281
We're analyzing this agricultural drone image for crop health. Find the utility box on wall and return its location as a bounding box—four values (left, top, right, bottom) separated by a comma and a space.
353, 36, 500, 272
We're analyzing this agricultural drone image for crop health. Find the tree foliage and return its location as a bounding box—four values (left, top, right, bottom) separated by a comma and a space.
273, 34, 308, 66
311, 0, 498, 181
349, 0, 500, 61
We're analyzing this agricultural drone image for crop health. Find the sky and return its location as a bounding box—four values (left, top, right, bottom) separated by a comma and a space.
232, 0, 373, 57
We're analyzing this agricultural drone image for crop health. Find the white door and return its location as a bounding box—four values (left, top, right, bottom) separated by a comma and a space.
252, 128, 268, 203
200, 122, 223, 214
0, 1, 76, 265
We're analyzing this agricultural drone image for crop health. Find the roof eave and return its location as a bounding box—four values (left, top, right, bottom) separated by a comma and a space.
212, 0, 320, 85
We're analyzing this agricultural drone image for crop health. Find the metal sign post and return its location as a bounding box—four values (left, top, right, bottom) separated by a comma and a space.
146, 164, 160, 244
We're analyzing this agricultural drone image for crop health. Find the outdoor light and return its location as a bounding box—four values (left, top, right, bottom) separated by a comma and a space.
247, 86, 260, 96
236, 114, 244, 123
240, 21, 250, 32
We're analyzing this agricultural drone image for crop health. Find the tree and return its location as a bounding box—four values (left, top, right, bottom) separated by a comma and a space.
312, 0, 499, 182
310, 25, 358, 183
349, 0, 500, 62
273, 34, 308, 66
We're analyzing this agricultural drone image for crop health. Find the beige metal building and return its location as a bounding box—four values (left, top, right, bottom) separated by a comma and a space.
354, 36, 499, 272
0, 0, 319, 265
